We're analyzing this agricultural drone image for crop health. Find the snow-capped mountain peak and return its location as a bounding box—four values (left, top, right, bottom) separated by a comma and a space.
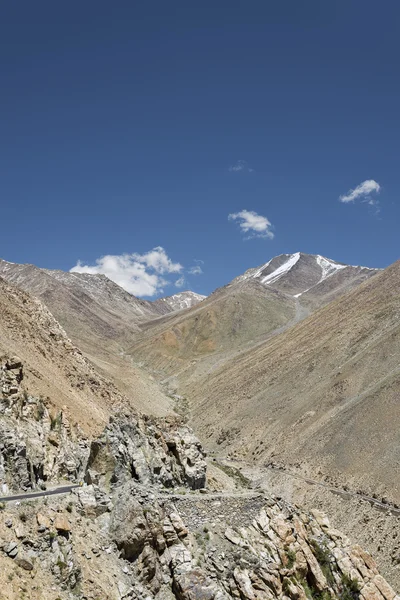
153, 291, 206, 313
232, 252, 379, 299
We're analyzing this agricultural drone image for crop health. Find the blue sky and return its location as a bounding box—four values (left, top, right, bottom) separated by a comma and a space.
1, 1, 399, 297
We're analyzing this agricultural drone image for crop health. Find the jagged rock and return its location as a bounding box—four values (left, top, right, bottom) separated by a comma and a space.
225, 527, 244, 546
14, 524, 25, 539
86, 415, 206, 491
54, 514, 71, 533
0, 358, 88, 490
6, 356, 23, 370
372, 575, 397, 600
36, 513, 51, 529
310, 509, 330, 529
169, 512, 189, 538
297, 537, 328, 592
110, 483, 164, 561
270, 514, 293, 541
173, 568, 222, 600
163, 518, 180, 547
361, 581, 386, 600
3, 541, 18, 558
233, 568, 256, 600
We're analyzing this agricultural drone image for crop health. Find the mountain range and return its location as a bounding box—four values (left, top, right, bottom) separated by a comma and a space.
2, 251, 400, 594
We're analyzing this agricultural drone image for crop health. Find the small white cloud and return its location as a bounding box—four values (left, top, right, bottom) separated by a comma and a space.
175, 276, 185, 288
188, 265, 203, 275
339, 179, 381, 204
228, 209, 274, 240
70, 247, 182, 297
228, 160, 254, 173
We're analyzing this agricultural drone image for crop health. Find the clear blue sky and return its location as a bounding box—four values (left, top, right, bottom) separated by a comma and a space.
1, 1, 399, 297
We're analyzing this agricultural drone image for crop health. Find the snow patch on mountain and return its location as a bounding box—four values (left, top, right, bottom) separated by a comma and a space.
260, 252, 301, 285
316, 255, 346, 281
157, 291, 206, 312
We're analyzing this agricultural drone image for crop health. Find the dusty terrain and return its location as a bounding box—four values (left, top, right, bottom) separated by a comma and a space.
182, 261, 400, 502
1, 340, 395, 599
1, 253, 400, 598
0, 277, 171, 434
126, 253, 379, 388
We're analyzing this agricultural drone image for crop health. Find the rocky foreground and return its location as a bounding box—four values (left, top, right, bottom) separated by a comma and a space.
0, 357, 398, 600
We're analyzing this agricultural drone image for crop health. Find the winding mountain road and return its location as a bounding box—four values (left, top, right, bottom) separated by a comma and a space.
0, 485, 79, 503
216, 457, 400, 517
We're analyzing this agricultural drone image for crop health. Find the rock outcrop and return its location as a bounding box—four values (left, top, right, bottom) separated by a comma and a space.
0, 357, 88, 492
85, 414, 207, 491
0, 286, 398, 599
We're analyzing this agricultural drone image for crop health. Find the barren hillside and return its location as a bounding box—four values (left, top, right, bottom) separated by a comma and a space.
0, 277, 171, 431
183, 260, 400, 502
127, 253, 379, 385
0, 261, 180, 413
128, 278, 296, 383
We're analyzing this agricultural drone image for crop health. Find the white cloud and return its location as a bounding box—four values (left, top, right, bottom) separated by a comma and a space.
188, 265, 203, 275
228, 209, 274, 240
175, 276, 185, 288
70, 247, 183, 297
339, 179, 381, 204
228, 160, 254, 173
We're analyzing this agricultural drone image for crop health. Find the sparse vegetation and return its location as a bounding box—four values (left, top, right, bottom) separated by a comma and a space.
49, 530, 57, 544
286, 547, 296, 568
56, 558, 67, 571
340, 573, 360, 600
50, 411, 63, 430
310, 539, 335, 586
300, 576, 332, 600
35, 400, 46, 421
213, 461, 251, 488
172, 395, 190, 418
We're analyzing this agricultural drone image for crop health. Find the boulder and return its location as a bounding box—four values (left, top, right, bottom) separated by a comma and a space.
37, 513, 51, 529
3, 541, 18, 558
54, 514, 71, 533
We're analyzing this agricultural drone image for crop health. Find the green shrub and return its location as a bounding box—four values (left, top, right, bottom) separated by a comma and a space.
340, 573, 360, 600
286, 547, 296, 568
310, 539, 335, 586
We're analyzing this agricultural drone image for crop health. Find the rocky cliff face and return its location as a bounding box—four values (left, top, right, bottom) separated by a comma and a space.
0, 358, 397, 599
86, 414, 207, 491
0, 356, 88, 492
1, 473, 397, 600
0, 356, 206, 496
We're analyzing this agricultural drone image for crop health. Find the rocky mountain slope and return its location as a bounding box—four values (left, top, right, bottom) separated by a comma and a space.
0, 276, 171, 430
0, 260, 158, 344
233, 252, 379, 309
152, 290, 206, 314
0, 254, 377, 408
0, 358, 397, 599
0, 261, 184, 414
125, 254, 379, 385
0, 256, 400, 600
183, 260, 400, 503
